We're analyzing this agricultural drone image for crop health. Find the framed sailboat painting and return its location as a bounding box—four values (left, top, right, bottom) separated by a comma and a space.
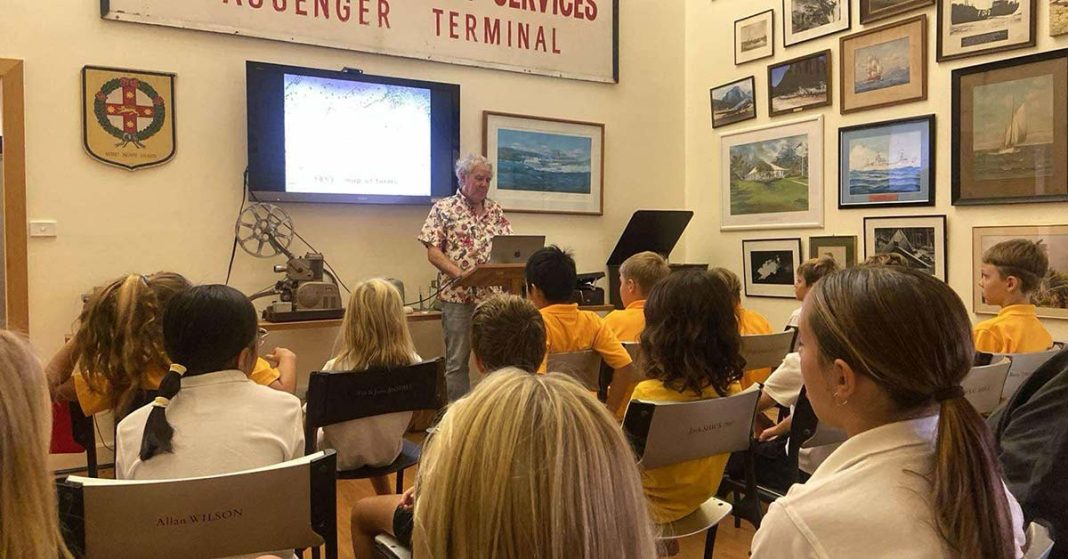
952, 49, 1068, 205
839, 16, 927, 115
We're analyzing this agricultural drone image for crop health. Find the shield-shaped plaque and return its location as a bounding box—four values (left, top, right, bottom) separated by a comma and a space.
82, 66, 176, 170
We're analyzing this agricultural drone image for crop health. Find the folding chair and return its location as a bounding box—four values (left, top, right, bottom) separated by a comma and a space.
58, 390, 158, 478
374, 533, 412, 559
304, 358, 446, 494
1023, 520, 1055, 559
623, 389, 761, 559
546, 350, 603, 393
595, 341, 642, 402
961, 358, 1012, 416
990, 346, 1062, 404
740, 330, 796, 371
56, 451, 338, 559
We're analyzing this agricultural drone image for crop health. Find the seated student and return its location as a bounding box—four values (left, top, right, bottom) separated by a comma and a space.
751, 266, 1025, 558
786, 255, 839, 329
990, 345, 1068, 558
413, 370, 657, 559
605, 251, 671, 342
974, 239, 1053, 354
317, 279, 421, 491
710, 267, 773, 389
525, 245, 635, 413
629, 269, 745, 524
349, 293, 548, 558
115, 284, 304, 481
47, 273, 296, 419
0, 331, 73, 559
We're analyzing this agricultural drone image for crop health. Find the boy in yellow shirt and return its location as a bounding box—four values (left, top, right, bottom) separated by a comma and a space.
605, 251, 671, 342
525, 246, 635, 415
974, 239, 1053, 354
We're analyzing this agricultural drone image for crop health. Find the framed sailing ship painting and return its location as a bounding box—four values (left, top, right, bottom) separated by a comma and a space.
840, 15, 927, 114
937, 0, 1036, 61
952, 49, 1068, 205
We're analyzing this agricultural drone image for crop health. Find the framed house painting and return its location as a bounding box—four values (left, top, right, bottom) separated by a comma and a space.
768, 50, 832, 117
973, 225, 1068, 319
483, 111, 604, 215
809, 235, 858, 267
721, 115, 824, 231
784, 0, 851, 47
742, 238, 803, 298
840, 15, 927, 114
864, 215, 948, 281
952, 50, 1068, 206
711, 76, 757, 128
937, 0, 1036, 62
839, 114, 936, 209
861, 0, 934, 24
736, 10, 775, 65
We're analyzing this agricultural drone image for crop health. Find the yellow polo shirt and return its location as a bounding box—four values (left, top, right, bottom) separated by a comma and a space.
604, 300, 646, 343
738, 306, 773, 389
74, 357, 282, 416
631, 379, 741, 523
540, 303, 633, 370
973, 304, 1053, 354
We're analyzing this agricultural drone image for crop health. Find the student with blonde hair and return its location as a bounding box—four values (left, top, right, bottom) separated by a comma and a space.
0, 331, 73, 559
413, 370, 657, 559
710, 267, 772, 388
752, 266, 1025, 558
317, 278, 421, 493
605, 251, 671, 342
786, 255, 839, 329
975, 239, 1053, 353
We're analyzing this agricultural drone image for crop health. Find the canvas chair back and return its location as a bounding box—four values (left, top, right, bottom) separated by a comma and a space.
546, 350, 603, 391
740, 330, 796, 371
992, 347, 1062, 403
1022, 521, 1054, 559
961, 358, 1012, 415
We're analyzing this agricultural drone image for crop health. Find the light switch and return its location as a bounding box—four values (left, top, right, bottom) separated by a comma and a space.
29, 220, 57, 238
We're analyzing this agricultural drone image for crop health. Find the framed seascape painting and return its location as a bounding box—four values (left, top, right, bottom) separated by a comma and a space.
1054, 0, 1068, 36
720, 115, 824, 231
743, 238, 803, 298
483, 112, 604, 215
711, 77, 757, 128
952, 50, 1068, 206
839, 115, 935, 209
768, 50, 832, 117
840, 15, 927, 115
861, 0, 934, 24
784, 0, 851, 47
973, 225, 1068, 319
809, 235, 858, 267
736, 10, 775, 65
864, 215, 948, 281
937, 0, 1036, 61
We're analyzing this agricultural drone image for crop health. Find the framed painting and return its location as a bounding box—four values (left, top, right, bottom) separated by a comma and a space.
937, 0, 1036, 62
864, 215, 948, 281
952, 50, 1068, 206
973, 225, 1068, 319
784, 0, 851, 47
768, 50, 832, 117
743, 238, 803, 298
839, 114, 936, 209
861, 0, 934, 24
809, 235, 858, 267
720, 115, 824, 231
711, 77, 757, 128
1053, 0, 1068, 36
482, 111, 604, 215
736, 10, 775, 65
840, 15, 927, 115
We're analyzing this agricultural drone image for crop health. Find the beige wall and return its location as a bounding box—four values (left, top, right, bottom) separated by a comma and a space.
0, 1, 687, 362
685, 0, 1068, 341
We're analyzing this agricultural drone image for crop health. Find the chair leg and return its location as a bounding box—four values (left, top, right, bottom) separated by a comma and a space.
395, 468, 405, 494
703, 525, 719, 559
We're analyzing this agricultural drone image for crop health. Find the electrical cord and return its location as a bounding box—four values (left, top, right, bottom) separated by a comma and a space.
403, 274, 461, 308
224, 169, 250, 285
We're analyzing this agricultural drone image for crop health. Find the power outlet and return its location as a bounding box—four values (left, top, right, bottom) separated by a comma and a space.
29, 220, 57, 238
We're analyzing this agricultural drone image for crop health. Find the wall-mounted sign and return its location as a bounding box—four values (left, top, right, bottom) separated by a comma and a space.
100, 0, 618, 83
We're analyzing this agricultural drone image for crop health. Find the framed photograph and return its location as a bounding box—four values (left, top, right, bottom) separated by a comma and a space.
937, 0, 1036, 62
482, 111, 604, 215
973, 225, 1068, 319
952, 50, 1068, 206
839, 114, 936, 209
721, 115, 824, 231
864, 215, 948, 281
1053, 0, 1068, 36
711, 77, 757, 128
768, 50, 832, 117
861, 0, 934, 24
743, 238, 803, 298
736, 10, 775, 65
784, 0, 851, 47
840, 15, 927, 115
809, 235, 858, 267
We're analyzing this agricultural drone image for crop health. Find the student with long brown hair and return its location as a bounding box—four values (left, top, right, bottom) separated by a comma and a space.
751, 266, 1025, 558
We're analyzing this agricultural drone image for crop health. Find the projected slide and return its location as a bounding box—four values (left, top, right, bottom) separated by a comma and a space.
283, 74, 432, 196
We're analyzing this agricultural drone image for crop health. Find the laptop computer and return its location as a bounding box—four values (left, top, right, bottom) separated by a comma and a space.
489, 235, 546, 264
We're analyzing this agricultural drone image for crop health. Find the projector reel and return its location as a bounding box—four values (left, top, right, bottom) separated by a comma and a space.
235, 203, 295, 258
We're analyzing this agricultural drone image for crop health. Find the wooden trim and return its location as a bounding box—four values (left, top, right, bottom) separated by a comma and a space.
0, 59, 29, 334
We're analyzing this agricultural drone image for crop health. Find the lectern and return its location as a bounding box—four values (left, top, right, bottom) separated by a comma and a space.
456, 263, 527, 295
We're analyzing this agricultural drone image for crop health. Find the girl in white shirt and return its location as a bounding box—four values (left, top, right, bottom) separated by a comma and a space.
752, 266, 1026, 559
317, 278, 419, 493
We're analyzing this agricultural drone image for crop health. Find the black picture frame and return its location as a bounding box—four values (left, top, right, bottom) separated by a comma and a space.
711, 76, 757, 129
936, 0, 1036, 62
767, 50, 833, 117
860, 0, 934, 25
863, 214, 948, 281
735, 10, 776, 65
838, 114, 936, 209
783, 0, 852, 47
742, 237, 804, 298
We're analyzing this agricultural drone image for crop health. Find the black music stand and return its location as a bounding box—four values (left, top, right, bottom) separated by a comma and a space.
605, 210, 703, 308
